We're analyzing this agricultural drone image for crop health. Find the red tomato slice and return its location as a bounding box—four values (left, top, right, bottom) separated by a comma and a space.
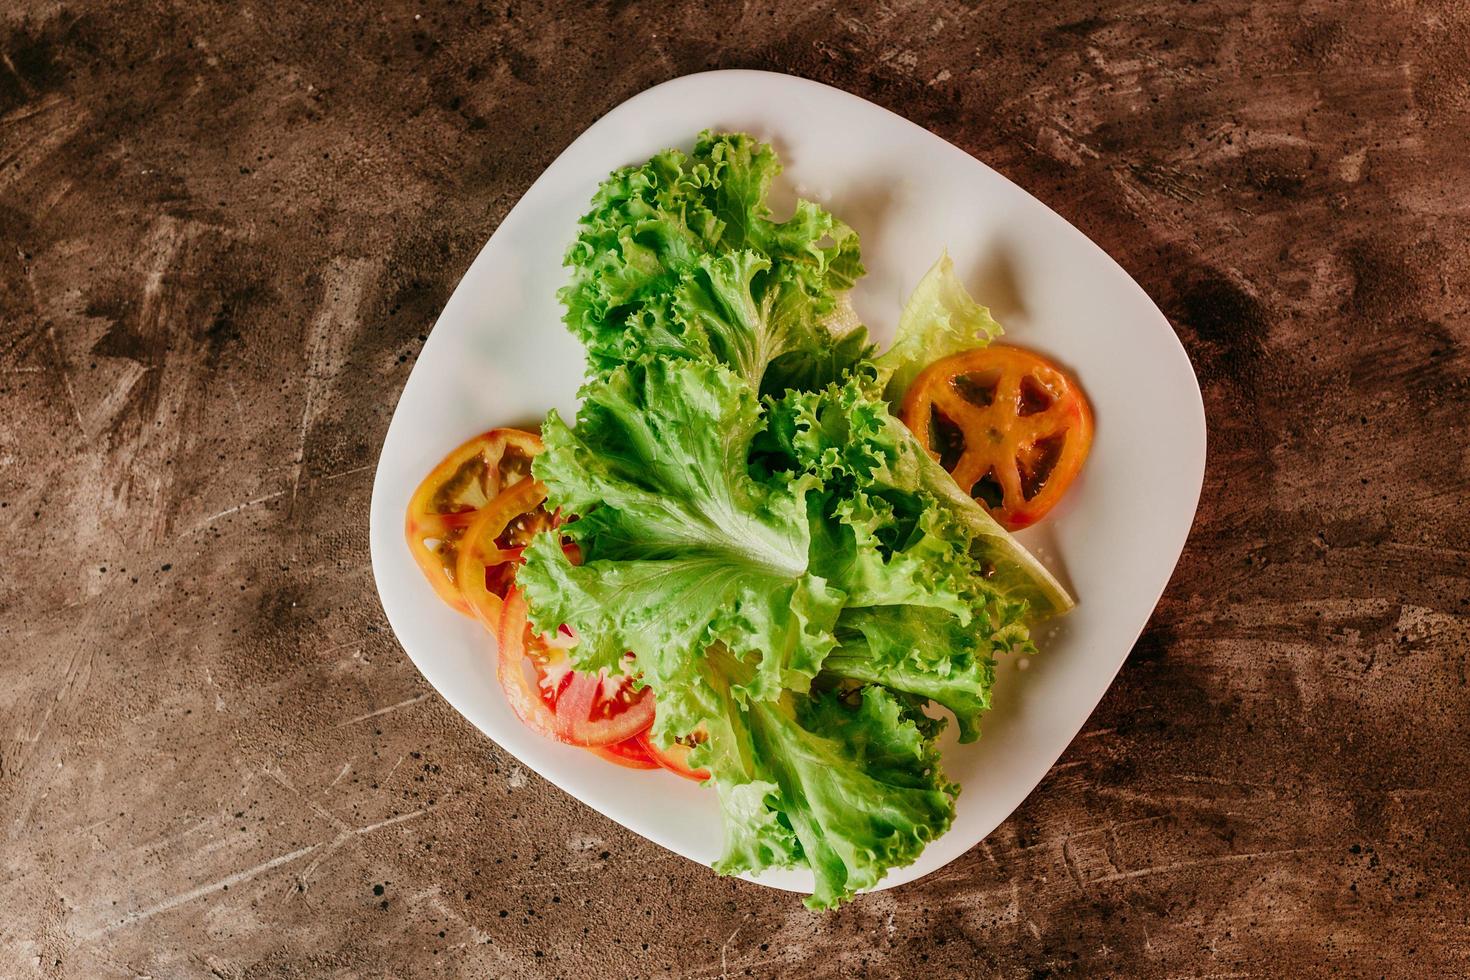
636, 731, 710, 782
589, 737, 660, 770
494, 586, 562, 739
496, 588, 655, 748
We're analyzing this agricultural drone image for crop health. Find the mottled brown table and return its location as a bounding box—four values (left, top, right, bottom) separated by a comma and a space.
4, 2, 1468, 977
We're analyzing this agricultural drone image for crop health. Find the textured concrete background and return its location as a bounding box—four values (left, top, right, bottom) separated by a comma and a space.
3, 1, 1469, 977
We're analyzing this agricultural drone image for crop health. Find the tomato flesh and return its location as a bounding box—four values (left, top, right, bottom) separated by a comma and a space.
494, 587, 563, 738
411, 428, 668, 773
900, 345, 1092, 530
496, 588, 655, 748
637, 731, 710, 782
456, 478, 554, 632
405, 428, 545, 614
590, 737, 660, 770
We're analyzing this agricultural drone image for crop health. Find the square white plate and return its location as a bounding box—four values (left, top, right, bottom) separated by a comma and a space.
369, 70, 1205, 897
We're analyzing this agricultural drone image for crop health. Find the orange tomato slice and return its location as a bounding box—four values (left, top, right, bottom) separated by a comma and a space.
900, 346, 1092, 530
404, 428, 543, 614
456, 478, 554, 632
590, 737, 661, 770
636, 730, 710, 782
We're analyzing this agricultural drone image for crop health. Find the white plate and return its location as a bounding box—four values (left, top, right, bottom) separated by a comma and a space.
369, 70, 1205, 897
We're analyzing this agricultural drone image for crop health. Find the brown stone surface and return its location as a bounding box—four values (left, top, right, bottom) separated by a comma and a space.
3, 1, 1469, 976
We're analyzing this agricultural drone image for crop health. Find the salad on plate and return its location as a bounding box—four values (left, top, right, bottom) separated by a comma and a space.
403, 131, 1092, 908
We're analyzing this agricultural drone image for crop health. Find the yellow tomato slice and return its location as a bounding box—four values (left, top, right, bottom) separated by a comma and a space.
404, 428, 543, 614
455, 478, 553, 632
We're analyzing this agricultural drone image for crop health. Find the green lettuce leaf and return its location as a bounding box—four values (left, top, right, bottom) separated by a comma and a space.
823, 605, 1003, 742
672, 250, 843, 393
519, 359, 845, 738
760, 371, 1074, 620
874, 250, 1005, 403
524, 131, 1076, 909
701, 676, 957, 910
561, 131, 863, 385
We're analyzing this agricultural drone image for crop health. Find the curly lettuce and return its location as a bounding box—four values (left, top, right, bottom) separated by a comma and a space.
519, 131, 1072, 908
559, 131, 863, 388
873, 249, 1005, 403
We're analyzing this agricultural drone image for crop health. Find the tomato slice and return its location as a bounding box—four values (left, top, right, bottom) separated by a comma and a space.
496, 587, 655, 748
405, 429, 544, 614
456, 479, 554, 632
900, 345, 1092, 530
494, 585, 562, 738
589, 737, 660, 770
414, 429, 662, 764
636, 731, 710, 782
